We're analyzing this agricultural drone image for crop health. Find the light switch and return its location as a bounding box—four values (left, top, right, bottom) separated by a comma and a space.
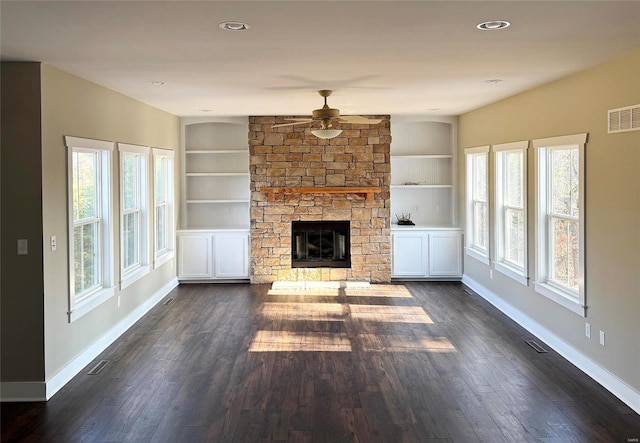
17, 239, 28, 255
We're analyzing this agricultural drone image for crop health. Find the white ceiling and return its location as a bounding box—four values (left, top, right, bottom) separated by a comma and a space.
2, 1, 639, 118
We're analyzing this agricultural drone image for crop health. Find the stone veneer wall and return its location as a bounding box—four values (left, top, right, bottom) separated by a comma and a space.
249, 115, 391, 283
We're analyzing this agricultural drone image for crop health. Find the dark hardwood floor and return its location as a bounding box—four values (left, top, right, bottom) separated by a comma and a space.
2, 282, 639, 442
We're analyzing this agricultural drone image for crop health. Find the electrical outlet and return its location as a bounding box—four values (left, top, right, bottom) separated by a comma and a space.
599, 330, 605, 346
50, 235, 57, 251
585, 323, 591, 338
411, 204, 418, 213
17, 239, 28, 255
489, 269, 493, 279
117, 296, 121, 308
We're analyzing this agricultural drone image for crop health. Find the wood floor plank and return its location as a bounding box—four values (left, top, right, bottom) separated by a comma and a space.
2, 282, 639, 443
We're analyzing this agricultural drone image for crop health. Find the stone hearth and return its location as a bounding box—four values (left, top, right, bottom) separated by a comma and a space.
249, 115, 391, 283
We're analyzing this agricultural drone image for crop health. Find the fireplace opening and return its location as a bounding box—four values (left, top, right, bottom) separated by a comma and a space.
291, 221, 350, 268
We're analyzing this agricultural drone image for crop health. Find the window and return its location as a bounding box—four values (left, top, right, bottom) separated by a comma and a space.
493, 141, 528, 284
534, 133, 587, 316
65, 136, 115, 322
118, 143, 150, 289
465, 146, 490, 264
153, 148, 175, 268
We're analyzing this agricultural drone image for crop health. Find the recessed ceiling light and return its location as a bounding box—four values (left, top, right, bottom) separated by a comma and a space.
219, 21, 250, 31
198, 109, 213, 112
477, 20, 511, 31
427, 108, 441, 111
146, 81, 166, 86
483, 79, 503, 84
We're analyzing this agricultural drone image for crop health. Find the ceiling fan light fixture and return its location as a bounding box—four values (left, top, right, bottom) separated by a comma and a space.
476, 20, 511, 31
219, 21, 250, 31
311, 129, 343, 139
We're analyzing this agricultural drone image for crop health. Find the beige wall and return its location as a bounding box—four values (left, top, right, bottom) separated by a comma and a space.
40, 65, 181, 380
1, 63, 46, 381
458, 51, 640, 391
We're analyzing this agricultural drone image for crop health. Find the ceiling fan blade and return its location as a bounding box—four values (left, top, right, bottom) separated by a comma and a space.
337, 115, 382, 124
271, 120, 313, 128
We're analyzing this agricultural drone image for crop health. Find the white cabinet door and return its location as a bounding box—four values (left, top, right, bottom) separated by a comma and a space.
178, 233, 214, 279
214, 233, 249, 278
428, 232, 462, 277
392, 232, 428, 277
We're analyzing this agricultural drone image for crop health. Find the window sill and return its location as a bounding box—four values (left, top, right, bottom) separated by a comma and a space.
69, 286, 116, 323
465, 247, 490, 266
494, 262, 529, 286
154, 250, 175, 269
534, 281, 585, 317
120, 265, 151, 290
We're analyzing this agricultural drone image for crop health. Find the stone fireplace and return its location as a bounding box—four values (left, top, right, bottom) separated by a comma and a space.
249, 115, 391, 283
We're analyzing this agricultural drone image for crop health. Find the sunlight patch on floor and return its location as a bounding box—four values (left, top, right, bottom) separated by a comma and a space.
248, 330, 352, 352
260, 302, 345, 322
358, 334, 457, 353
349, 305, 434, 324
343, 284, 413, 298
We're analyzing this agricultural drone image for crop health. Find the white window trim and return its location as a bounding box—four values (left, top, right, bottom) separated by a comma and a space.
65, 136, 115, 322
152, 148, 176, 269
493, 140, 529, 286
533, 133, 587, 317
118, 143, 151, 290
465, 145, 490, 265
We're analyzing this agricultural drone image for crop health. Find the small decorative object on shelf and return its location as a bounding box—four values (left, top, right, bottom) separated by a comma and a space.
396, 213, 415, 226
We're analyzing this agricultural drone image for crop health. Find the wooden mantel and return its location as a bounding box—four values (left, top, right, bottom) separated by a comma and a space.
260, 186, 382, 202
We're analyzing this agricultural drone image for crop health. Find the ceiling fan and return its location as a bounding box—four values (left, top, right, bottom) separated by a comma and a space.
272, 90, 382, 139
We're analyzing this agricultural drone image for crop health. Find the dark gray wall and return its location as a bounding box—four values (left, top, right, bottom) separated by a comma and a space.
1, 62, 45, 382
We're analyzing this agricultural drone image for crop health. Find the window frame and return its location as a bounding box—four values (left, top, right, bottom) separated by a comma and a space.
118, 143, 151, 290
493, 140, 529, 285
152, 148, 176, 269
465, 145, 491, 265
65, 136, 115, 322
533, 133, 587, 316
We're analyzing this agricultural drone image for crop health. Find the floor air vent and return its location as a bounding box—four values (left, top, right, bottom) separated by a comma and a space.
526, 340, 548, 353
87, 360, 110, 375
608, 104, 640, 133
162, 298, 175, 306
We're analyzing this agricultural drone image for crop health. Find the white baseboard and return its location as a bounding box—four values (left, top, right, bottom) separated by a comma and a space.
462, 275, 640, 415
1, 278, 179, 402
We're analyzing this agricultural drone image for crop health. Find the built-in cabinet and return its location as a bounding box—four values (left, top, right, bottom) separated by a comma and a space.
178, 230, 250, 280
391, 228, 463, 279
390, 117, 462, 280
179, 118, 251, 281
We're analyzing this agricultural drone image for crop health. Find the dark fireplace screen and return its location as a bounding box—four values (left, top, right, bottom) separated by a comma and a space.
291, 221, 350, 268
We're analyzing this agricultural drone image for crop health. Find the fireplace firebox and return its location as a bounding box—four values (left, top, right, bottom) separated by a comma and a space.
291, 221, 350, 268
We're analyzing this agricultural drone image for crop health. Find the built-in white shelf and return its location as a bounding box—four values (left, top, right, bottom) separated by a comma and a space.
390, 184, 454, 189
391, 154, 453, 159
186, 172, 249, 177
390, 118, 458, 227
185, 150, 247, 154
187, 199, 250, 204
181, 118, 250, 230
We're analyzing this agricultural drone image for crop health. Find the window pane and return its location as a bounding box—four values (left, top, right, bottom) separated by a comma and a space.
122, 153, 138, 210
74, 222, 100, 295
550, 217, 579, 293
123, 212, 139, 270
551, 149, 579, 217
473, 201, 488, 250
473, 154, 487, 201
156, 205, 166, 252
73, 151, 98, 221
505, 208, 525, 267
155, 157, 166, 203
505, 151, 523, 207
